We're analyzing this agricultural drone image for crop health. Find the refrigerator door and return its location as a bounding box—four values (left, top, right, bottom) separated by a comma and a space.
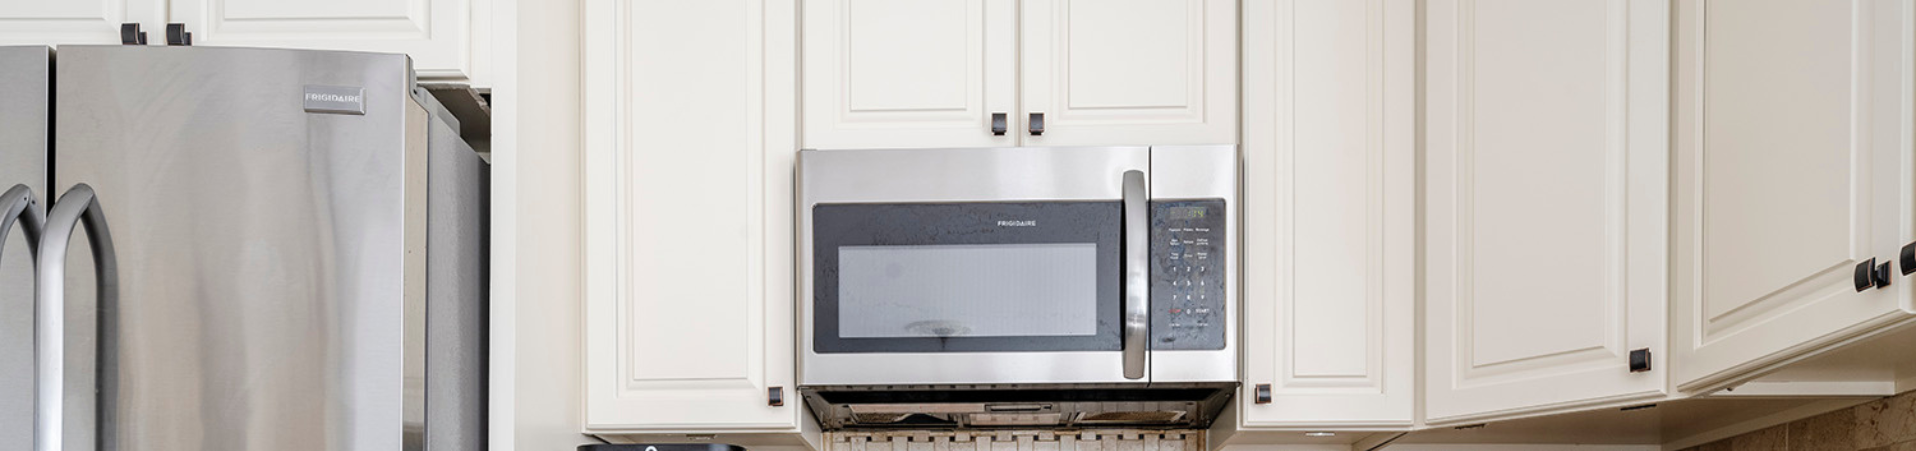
54, 46, 420, 451
0, 45, 49, 451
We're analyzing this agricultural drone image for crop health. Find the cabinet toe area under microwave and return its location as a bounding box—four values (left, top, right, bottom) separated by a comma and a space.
797, 146, 1239, 429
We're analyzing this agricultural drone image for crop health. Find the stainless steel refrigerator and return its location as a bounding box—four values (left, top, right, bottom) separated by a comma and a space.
0, 45, 487, 451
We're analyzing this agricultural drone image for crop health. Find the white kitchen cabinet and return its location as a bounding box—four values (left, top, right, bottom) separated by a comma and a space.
800, 0, 1234, 150
1233, 0, 1415, 430
800, 0, 1017, 149
583, 0, 811, 440
1669, 0, 1916, 393
0, 0, 161, 45
1017, 0, 1236, 147
0, 0, 488, 85
1422, 0, 1670, 425
169, 0, 488, 84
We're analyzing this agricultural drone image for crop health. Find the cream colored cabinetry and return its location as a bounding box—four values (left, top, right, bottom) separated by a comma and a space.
1670, 0, 1916, 393
801, 0, 1235, 149
1422, 0, 1671, 425
1231, 0, 1416, 431
0, 0, 488, 84
799, 0, 1016, 149
1016, 0, 1236, 147
0, 0, 161, 45
581, 0, 812, 444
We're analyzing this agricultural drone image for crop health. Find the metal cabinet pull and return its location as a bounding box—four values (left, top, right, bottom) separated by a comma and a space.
1856, 257, 1893, 291
1901, 242, 1915, 276
1877, 262, 1894, 289
35, 184, 118, 451
120, 23, 147, 45
768, 387, 784, 407
1029, 113, 1045, 136
991, 113, 1008, 135
165, 23, 192, 46
1121, 170, 1147, 380
1628, 349, 1652, 373
1857, 258, 1879, 292
1253, 384, 1272, 404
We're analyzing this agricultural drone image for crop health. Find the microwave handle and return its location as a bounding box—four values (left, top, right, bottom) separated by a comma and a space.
1122, 170, 1148, 380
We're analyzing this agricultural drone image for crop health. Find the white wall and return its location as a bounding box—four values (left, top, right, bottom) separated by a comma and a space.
490, 0, 588, 449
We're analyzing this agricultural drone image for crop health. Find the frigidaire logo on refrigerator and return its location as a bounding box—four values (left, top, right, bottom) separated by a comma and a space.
302, 85, 366, 115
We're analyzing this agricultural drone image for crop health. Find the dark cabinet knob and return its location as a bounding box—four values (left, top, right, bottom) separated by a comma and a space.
1628, 348, 1652, 373
165, 23, 192, 46
1029, 113, 1045, 136
768, 386, 784, 407
1877, 261, 1894, 289
120, 23, 147, 45
991, 112, 1007, 135
1858, 258, 1879, 292
1253, 384, 1271, 404
1901, 242, 1915, 276
1855, 257, 1894, 291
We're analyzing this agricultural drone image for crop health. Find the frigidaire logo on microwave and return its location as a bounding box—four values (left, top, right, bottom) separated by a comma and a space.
996, 220, 1037, 227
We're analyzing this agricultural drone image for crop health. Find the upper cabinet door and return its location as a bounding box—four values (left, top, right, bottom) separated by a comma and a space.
1238, 0, 1415, 428
0, 0, 162, 45
168, 0, 487, 84
1019, 0, 1236, 147
801, 0, 1017, 150
1424, 0, 1669, 424
1670, 0, 1916, 393
583, 0, 802, 433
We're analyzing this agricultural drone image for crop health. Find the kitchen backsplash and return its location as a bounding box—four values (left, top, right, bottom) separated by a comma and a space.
1684, 390, 1916, 451
828, 429, 1202, 451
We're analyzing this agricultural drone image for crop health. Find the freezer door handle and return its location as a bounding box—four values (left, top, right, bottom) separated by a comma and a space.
34, 184, 118, 451
1, 184, 44, 265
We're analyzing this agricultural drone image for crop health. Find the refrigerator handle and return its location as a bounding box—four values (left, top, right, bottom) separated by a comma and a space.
1, 184, 44, 263
34, 184, 118, 451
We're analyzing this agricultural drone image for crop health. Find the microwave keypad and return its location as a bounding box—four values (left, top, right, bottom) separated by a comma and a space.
1150, 199, 1226, 350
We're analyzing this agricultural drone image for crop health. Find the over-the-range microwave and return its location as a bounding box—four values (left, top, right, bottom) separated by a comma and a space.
797, 146, 1239, 430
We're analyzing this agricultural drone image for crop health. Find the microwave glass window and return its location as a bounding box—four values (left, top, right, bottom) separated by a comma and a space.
837, 243, 1100, 338
812, 201, 1123, 353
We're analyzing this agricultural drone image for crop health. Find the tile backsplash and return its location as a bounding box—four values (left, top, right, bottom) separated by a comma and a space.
828, 429, 1203, 451
1685, 389, 1916, 451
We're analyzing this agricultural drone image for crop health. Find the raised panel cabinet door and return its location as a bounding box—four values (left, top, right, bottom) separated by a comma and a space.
1670, 0, 1916, 393
1423, 0, 1669, 424
800, 0, 1017, 149
582, 0, 801, 433
1238, 0, 1415, 428
1019, 0, 1236, 147
168, 0, 486, 84
0, 0, 162, 45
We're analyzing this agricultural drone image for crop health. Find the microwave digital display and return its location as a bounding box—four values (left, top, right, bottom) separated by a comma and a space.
1164, 205, 1209, 220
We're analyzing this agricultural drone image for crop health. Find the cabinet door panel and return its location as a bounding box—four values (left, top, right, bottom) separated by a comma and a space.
583, 0, 799, 432
168, 0, 481, 82
1020, 0, 1235, 147
1240, 0, 1414, 428
1671, 0, 1915, 392
801, 0, 1016, 149
0, 0, 161, 45
1425, 0, 1667, 424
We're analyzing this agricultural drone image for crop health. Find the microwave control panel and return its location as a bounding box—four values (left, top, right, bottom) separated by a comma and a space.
1150, 199, 1226, 350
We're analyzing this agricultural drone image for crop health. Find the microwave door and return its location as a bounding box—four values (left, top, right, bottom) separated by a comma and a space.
798, 146, 1152, 386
